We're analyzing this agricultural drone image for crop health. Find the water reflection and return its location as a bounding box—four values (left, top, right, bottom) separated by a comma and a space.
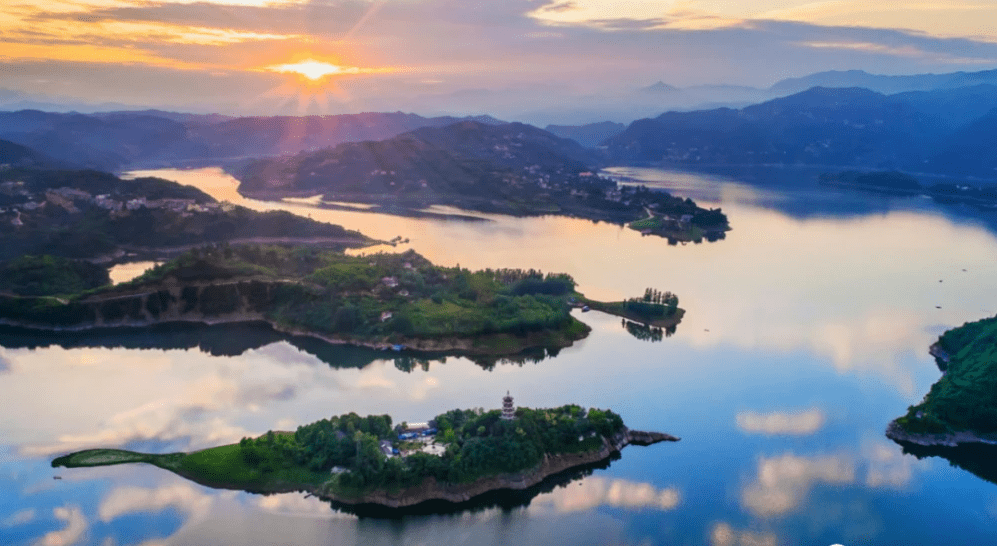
323, 457, 644, 518
735, 409, 826, 436
0, 323, 562, 374
126, 167, 997, 395
608, 165, 997, 236
895, 442, 997, 487
6, 165, 997, 544
107, 261, 160, 285
621, 318, 675, 342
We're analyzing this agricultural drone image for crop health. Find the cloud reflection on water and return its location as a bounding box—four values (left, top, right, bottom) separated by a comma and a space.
736, 408, 826, 436
741, 441, 928, 518
528, 477, 680, 514
33, 505, 86, 546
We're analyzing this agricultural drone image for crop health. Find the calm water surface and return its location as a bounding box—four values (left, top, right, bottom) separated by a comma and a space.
3, 167, 997, 545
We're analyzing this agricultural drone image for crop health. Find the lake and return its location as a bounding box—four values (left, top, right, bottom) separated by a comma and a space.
3, 166, 997, 545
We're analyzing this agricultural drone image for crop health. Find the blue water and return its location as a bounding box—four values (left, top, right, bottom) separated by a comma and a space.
3, 167, 997, 545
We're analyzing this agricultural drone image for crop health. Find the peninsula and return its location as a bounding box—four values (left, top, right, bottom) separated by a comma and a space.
0, 244, 684, 357
0, 167, 373, 262
53, 398, 679, 510
887, 314, 997, 447
232, 121, 729, 242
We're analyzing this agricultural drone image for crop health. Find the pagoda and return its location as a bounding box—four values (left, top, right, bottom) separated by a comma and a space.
501, 391, 516, 420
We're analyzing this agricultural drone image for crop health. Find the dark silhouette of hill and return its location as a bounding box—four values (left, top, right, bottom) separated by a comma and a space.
0, 110, 506, 171
771, 68, 997, 95
604, 85, 997, 179
235, 121, 597, 199
0, 138, 59, 168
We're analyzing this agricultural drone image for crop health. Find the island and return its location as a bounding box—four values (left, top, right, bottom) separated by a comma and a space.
887, 314, 997, 447
53, 395, 678, 511
820, 170, 997, 210
0, 244, 685, 357
232, 121, 730, 243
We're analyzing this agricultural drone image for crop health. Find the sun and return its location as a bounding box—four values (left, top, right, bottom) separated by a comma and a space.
267, 59, 358, 81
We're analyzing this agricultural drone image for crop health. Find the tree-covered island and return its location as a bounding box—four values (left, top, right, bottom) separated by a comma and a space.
53, 398, 678, 509
0, 244, 684, 357
888, 314, 997, 447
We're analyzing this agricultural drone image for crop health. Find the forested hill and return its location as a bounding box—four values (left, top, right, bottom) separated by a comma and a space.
234, 120, 598, 198
0, 138, 58, 169
890, 315, 997, 440
604, 84, 997, 180
233, 120, 728, 239
0, 167, 369, 260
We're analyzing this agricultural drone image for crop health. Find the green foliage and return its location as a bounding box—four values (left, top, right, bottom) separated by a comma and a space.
900, 315, 997, 433
53, 405, 630, 497
0, 168, 366, 261
0, 255, 110, 296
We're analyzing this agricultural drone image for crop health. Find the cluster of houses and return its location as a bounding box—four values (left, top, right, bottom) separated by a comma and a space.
0, 182, 227, 221
381, 422, 443, 459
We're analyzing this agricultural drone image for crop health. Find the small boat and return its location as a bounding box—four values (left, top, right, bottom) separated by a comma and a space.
53, 476, 62, 480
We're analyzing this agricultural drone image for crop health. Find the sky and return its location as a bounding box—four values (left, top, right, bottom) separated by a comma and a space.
3, 0, 997, 120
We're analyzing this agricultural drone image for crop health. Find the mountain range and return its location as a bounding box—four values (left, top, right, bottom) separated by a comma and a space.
0, 110, 505, 171
604, 84, 997, 179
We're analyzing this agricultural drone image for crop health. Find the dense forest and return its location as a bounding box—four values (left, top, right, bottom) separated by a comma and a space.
893, 315, 997, 435
0, 254, 110, 296
230, 405, 626, 492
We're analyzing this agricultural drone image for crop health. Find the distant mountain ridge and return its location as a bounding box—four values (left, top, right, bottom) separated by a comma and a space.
605, 84, 997, 179
0, 110, 507, 171
770, 69, 997, 95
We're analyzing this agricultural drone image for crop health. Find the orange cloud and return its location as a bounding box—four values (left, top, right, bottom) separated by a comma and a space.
0, 42, 199, 68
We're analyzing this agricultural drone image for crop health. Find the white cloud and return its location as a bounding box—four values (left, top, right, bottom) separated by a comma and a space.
2, 508, 37, 527
736, 408, 825, 436
34, 505, 87, 546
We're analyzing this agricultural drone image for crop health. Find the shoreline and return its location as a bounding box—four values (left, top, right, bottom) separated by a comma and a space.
56, 429, 678, 511
0, 277, 593, 357
886, 421, 997, 448
0, 313, 590, 358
